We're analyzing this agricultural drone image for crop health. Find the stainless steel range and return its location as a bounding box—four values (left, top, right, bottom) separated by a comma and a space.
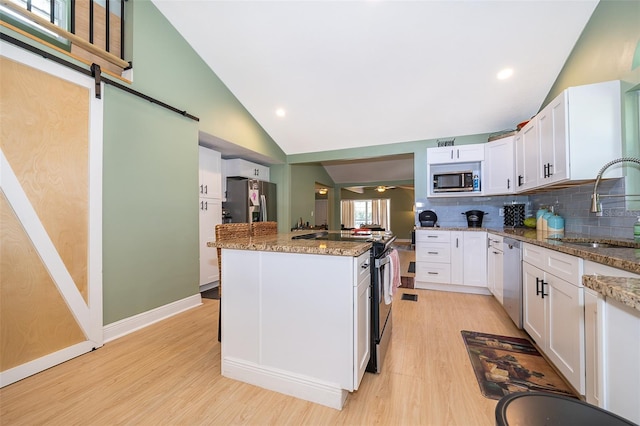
292, 230, 396, 373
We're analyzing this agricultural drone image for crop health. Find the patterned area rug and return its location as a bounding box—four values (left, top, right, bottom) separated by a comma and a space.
461, 330, 576, 400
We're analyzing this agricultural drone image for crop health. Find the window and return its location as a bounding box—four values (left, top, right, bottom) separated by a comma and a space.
341, 199, 391, 230
1, 0, 69, 48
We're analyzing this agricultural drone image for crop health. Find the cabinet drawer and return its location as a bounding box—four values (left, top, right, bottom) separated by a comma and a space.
415, 262, 451, 283
416, 242, 450, 263
546, 250, 581, 285
522, 243, 545, 269
416, 230, 450, 243
488, 233, 503, 250
355, 252, 371, 284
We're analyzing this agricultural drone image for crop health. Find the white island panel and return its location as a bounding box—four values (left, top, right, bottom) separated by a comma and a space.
220, 248, 366, 410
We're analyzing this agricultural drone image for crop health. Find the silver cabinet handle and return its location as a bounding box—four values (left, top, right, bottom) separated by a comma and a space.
428, 272, 438, 275
427, 251, 439, 255
361, 262, 370, 269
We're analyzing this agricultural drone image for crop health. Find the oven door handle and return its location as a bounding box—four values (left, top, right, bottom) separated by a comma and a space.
375, 256, 391, 268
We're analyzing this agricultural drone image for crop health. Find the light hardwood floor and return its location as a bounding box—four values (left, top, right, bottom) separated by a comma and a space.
1, 288, 525, 425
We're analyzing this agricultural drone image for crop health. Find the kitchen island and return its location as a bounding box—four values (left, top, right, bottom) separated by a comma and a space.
212, 231, 372, 409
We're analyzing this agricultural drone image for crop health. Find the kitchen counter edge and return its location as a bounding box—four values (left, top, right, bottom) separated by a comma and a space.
208, 232, 371, 257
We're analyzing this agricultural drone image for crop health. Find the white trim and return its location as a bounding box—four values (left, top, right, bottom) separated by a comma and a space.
199, 281, 219, 292
0, 341, 97, 387
222, 357, 348, 410
103, 295, 202, 343
414, 282, 492, 296
88, 77, 104, 345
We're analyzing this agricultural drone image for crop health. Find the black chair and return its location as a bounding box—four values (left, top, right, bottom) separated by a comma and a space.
495, 392, 636, 426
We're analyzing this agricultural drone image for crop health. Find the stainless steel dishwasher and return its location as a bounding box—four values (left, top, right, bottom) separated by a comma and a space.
502, 238, 523, 329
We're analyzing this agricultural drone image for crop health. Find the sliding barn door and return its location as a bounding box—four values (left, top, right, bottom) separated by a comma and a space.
0, 43, 103, 387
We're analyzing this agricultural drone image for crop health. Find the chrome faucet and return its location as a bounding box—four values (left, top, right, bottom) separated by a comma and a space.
591, 157, 640, 216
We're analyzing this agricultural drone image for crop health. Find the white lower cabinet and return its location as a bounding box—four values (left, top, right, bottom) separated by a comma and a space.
199, 198, 221, 287
221, 249, 370, 409
583, 261, 640, 424
487, 234, 504, 303
522, 243, 584, 394
415, 230, 487, 294
584, 288, 604, 407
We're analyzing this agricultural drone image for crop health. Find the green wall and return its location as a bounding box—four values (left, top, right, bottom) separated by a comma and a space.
289, 164, 335, 230
103, 88, 199, 323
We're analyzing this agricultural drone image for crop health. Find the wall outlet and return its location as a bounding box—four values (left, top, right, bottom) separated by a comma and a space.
499, 208, 504, 217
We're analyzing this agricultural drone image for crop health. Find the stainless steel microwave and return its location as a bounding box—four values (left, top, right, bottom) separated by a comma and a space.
433, 171, 474, 192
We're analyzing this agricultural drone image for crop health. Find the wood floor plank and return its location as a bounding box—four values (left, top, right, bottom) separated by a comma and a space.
1, 288, 526, 425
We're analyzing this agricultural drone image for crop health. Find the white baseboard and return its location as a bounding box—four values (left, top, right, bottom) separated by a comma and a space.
222, 357, 348, 410
199, 281, 219, 292
103, 294, 202, 343
414, 281, 492, 296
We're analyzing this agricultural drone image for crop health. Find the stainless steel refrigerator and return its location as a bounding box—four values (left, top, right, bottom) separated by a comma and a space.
224, 177, 277, 224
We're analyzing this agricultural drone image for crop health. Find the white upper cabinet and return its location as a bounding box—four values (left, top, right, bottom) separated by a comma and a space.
223, 158, 270, 181
427, 145, 484, 198
484, 135, 515, 195
428, 145, 485, 164
515, 119, 540, 192
199, 146, 222, 200
516, 80, 622, 193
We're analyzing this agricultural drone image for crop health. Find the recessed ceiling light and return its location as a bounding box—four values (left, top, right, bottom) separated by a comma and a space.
497, 68, 514, 80
275, 108, 286, 117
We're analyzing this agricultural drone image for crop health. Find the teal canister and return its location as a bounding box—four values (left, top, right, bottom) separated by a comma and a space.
548, 214, 565, 235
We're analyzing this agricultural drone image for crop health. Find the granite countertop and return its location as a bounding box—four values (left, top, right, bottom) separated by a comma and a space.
416, 226, 640, 312
583, 275, 640, 312
209, 231, 371, 257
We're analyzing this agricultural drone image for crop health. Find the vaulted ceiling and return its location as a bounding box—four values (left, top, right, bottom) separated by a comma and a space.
153, 0, 599, 182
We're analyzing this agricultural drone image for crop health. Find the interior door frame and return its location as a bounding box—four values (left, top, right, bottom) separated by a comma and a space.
0, 41, 103, 387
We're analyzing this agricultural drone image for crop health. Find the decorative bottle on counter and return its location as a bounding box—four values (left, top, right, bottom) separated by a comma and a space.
473, 175, 479, 191
548, 214, 565, 237
536, 208, 548, 230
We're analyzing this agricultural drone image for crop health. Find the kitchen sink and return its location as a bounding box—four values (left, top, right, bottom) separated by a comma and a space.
564, 241, 624, 248
550, 238, 636, 249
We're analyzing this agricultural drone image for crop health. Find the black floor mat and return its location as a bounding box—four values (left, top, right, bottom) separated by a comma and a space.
401, 293, 418, 301
408, 261, 415, 273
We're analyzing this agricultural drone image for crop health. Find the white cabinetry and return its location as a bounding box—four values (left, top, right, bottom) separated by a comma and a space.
522, 243, 584, 393
515, 80, 622, 193
583, 261, 640, 424
484, 136, 515, 195
487, 233, 504, 303
199, 146, 222, 288
584, 288, 604, 407
426, 145, 484, 198
199, 146, 222, 199
515, 119, 539, 191
221, 249, 371, 409
223, 158, 270, 181
354, 252, 371, 388
415, 230, 488, 294
428, 144, 484, 164
415, 230, 451, 284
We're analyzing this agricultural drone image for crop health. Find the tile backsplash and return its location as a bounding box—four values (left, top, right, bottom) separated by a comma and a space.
416, 178, 640, 240
529, 178, 639, 240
